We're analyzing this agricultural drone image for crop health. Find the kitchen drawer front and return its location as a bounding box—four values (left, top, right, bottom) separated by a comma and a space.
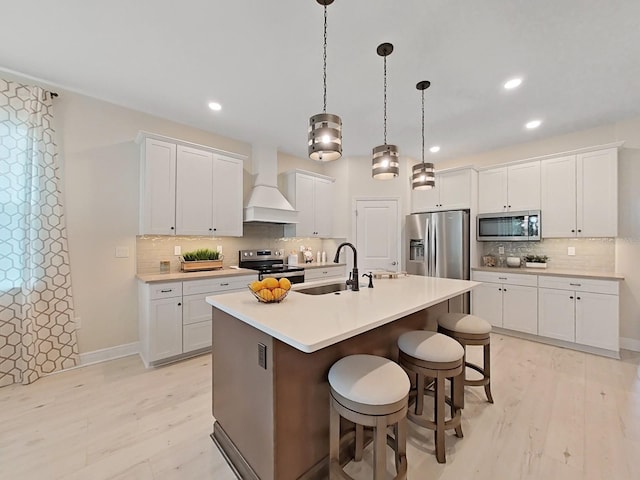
471, 271, 538, 287
305, 266, 345, 281
183, 275, 256, 296
183, 320, 212, 353
538, 276, 619, 295
149, 282, 183, 300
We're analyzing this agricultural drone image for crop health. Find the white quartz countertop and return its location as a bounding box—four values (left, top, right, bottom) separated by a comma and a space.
206, 275, 479, 353
471, 266, 624, 280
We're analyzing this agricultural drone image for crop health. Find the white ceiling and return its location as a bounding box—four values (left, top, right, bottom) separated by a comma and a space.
1, 0, 639, 162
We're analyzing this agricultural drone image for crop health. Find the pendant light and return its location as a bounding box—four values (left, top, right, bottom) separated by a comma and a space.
308, 0, 342, 162
372, 43, 399, 179
412, 80, 435, 190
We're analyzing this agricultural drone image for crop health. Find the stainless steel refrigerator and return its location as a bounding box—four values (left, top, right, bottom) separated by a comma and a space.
406, 210, 470, 313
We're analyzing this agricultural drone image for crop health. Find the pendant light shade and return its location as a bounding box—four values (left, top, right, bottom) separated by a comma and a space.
372, 43, 399, 179
412, 80, 435, 190
308, 0, 342, 162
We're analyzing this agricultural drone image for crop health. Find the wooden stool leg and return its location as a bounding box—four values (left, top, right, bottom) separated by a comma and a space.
451, 372, 464, 438
373, 416, 387, 480
354, 424, 364, 462
415, 372, 425, 415
395, 416, 408, 475
435, 373, 446, 463
329, 400, 341, 478
484, 342, 494, 404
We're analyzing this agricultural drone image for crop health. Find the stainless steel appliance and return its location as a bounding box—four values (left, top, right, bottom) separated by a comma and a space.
476, 210, 541, 241
406, 210, 470, 312
238, 249, 305, 284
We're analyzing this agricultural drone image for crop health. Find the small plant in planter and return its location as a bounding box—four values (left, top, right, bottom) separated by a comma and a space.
181, 249, 223, 271
523, 254, 548, 268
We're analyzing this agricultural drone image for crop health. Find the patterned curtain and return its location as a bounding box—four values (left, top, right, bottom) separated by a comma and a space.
0, 79, 78, 386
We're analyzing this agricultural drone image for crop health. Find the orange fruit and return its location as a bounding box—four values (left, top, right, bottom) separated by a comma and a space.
263, 277, 279, 290
278, 278, 292, 291
272, 287, 286, 300
258, 288, 274, 302
249, 280, 264, 292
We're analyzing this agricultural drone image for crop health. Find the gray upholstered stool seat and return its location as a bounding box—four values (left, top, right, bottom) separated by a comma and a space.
328, 354, 410, 480
438, 312, 494, 404
397, 331, 465, 463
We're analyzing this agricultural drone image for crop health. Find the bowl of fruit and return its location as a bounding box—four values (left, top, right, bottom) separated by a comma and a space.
248, 277, 292, 303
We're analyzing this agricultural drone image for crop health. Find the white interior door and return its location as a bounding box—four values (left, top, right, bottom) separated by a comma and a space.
355, 199, 399, 273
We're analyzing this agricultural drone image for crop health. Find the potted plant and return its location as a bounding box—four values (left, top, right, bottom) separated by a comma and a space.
180, 248, 223, 272
523, 254, 548, 269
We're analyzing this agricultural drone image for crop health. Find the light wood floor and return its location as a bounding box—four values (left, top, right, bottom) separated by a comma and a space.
1, 334, 638, 480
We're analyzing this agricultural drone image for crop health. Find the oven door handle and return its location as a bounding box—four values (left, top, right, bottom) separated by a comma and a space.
259, 270, 304, 281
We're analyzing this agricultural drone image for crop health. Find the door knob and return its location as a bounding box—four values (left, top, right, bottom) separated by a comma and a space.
391, 261, 397, 266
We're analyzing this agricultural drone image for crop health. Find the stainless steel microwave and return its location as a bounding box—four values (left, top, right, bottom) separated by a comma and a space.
476, 210, 541, 241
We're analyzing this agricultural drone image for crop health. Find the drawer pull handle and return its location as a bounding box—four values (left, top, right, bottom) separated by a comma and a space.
322, 271, 328, 274
570, 296, 574, 299
160, 289, 173, 293
220, 282, 229, 286
498, 277, 507, 280
577, 296, 581, 300
569, 283, 581, 287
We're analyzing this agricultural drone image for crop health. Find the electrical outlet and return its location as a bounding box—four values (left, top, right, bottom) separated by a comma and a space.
75, 317, 81, 329
568, 246, 576, 256
498, 246, 505, 255
258, 343, 267, 369
115, 246, 129, 258
216, 245, 223, 254
174, 246, 181, 256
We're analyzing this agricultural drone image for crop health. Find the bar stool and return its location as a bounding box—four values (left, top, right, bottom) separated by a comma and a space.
397, 331, 464, 463
438, 312, 493, 405
328, 354, 410, 480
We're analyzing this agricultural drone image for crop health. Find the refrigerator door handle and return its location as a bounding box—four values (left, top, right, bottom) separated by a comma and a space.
429, 215, 437, 276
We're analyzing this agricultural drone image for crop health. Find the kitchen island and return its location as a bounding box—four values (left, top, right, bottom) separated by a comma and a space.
206, 275, 478, 480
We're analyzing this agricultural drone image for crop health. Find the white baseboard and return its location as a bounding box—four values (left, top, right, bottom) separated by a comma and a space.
78, 342, 140, 367
620, 337, 640, 352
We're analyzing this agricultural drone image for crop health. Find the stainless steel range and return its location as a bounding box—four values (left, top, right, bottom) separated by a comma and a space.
239, 249, 305, 284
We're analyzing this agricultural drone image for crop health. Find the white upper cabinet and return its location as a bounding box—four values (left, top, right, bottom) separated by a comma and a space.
138, 132, 245, 237
478, 161, 540, 213
411, 168, 474, 213
282, 170, 335, 238
541, 148, 617, 238
140, 138, 177, 235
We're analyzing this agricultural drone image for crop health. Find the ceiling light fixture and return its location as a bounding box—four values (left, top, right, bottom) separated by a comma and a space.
308, 0, 342, 162
372, 43, 399, 180
504, 78, 523, 90
430, 146, 440, 153
208, 102, 222, 111
412, 81, 435, 190
526, 119, 542, 129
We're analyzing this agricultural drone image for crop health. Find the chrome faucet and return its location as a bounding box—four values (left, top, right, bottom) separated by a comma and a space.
334, 242, 359, 291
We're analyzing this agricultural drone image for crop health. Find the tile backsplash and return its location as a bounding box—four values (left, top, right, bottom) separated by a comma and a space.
137, 223, 344, 274
481, 238, 615, 271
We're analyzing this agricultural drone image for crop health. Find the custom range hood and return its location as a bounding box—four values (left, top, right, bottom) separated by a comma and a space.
244, 145, 298, 224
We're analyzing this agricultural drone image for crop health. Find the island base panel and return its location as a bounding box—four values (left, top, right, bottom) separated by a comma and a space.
212, 301, 448, 480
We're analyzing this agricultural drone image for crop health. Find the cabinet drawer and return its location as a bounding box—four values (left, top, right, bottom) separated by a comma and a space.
183, 275, 256, 295
305, 266, 346, 281
472, 271, 537, 287
183, 320, 212, 353
538, 276, 619, 295
149, 282, 183, 300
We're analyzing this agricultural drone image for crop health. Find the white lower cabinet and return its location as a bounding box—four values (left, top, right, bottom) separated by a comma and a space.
471, 271, 538, 334
472, 271, 620, 356
139, 274, 256, 365
538, 276, 619, 352
304, 265, 346, 282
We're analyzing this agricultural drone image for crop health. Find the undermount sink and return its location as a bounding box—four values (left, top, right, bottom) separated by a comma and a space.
296, 282, 351, 295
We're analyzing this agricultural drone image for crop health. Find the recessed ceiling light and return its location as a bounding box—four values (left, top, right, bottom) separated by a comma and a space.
429, 146, 441, 153
504, 78, 523, 90
208, 102, 222, 111
526, 120, 542, 129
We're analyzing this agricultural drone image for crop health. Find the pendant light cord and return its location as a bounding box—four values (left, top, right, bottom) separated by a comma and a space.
383, 55, 387, 145
421, 89, 425, 167
323, 5, 327, 113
